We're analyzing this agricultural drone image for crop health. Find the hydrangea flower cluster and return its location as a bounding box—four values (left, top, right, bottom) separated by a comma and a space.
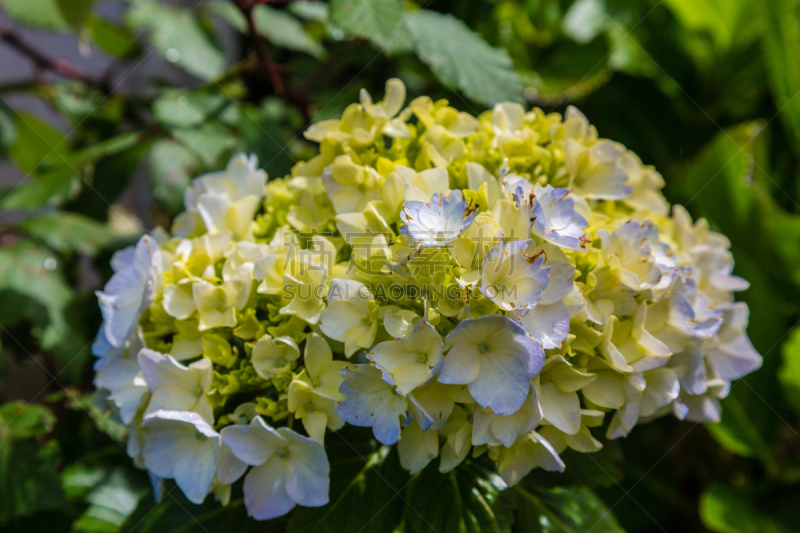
93, 79, 761, 519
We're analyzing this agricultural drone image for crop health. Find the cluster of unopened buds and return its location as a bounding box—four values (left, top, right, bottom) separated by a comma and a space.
93, 79, 761, 520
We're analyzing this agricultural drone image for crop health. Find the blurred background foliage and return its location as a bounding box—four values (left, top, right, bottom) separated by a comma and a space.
0, 0, 799, 531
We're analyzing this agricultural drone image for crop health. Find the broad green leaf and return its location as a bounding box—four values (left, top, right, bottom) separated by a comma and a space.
763, 0, 800, 154
127, 0, 226, 80
0, 0, 68, 31
254, 5, 326, 59
0, 401, 55, 439
0, 240, 84, 364
700, 484, 799, 533
69, 468, 147, 533
498, 485, 625, 533
74, 132, 144, 168
0, 402, 66, 523
209, 1, 327, 59
288, 431, 408, 533
8, 111, 71, 174
148, 139, 199, 213
289, 1, 329, 22
0, 170, 78, 210
55, 0, 93, 32
406, 10, 524, 106
330, 0, 405, 48
87, 15, 139, 57
403, 460, 508, 533
173, 123, 237, 167
19, 212, 116, 255
778, 326, 800, 418
661, 0, 759, 51
153, 92, 228, 128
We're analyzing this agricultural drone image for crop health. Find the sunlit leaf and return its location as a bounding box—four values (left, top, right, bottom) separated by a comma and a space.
330, 0, 405, 49
700, 484, 799, 533
763, 0, 800, 154
87, 15, 139, 58
406, 10, 524, 106
0, 0, 69, 31
19, 212, 116, 255
126, 0, 226, 80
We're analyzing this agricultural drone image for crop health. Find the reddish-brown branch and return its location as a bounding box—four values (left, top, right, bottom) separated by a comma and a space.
0, 26, 110, 93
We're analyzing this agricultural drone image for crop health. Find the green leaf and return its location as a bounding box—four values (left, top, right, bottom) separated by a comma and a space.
0, 401, 56, 439
0, 106, 17, 156
499, 485, 625, 533
778, 326, 800, 418
74, 131, 145, 168
0, 402, 66, 523
127, 0, 226, 80
699, 484, 799, 533
680, 122, 800, 468
87, 15, 139, 58
148, 139, 199, 213
69, 468, 147, 533
406, 10, 524, 106
0, 170, 78, 210
661, 0, 754, 50
763, 0, 800, 154
0, 0, 69, 31
19, 212, 116, 255
66, 392, 129, 444
289, 1, 330, 22
403, 460, 508, 533
8, 111, 71, 174
55, 0, 93, 32
288, 431, 408, 533
330, 0, 405, 48
173, 123, 236, 167
522, 442, 624, 490
253, 5, 326, 59
0, 240, 84, 363
153, 91, 228, 128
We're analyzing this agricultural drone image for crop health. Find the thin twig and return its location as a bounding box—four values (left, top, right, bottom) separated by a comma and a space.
0, 26, 110, 93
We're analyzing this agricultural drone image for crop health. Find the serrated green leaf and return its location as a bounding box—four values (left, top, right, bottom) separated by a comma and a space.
19, 212, 116, 255
407, 10, 523, 106
0, 0, 69, 31
127, 0, 226, 80
764, 0, 800, 154
87, 15, 139, 58
148, 139, 199, 213
330, 0, 405, 48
